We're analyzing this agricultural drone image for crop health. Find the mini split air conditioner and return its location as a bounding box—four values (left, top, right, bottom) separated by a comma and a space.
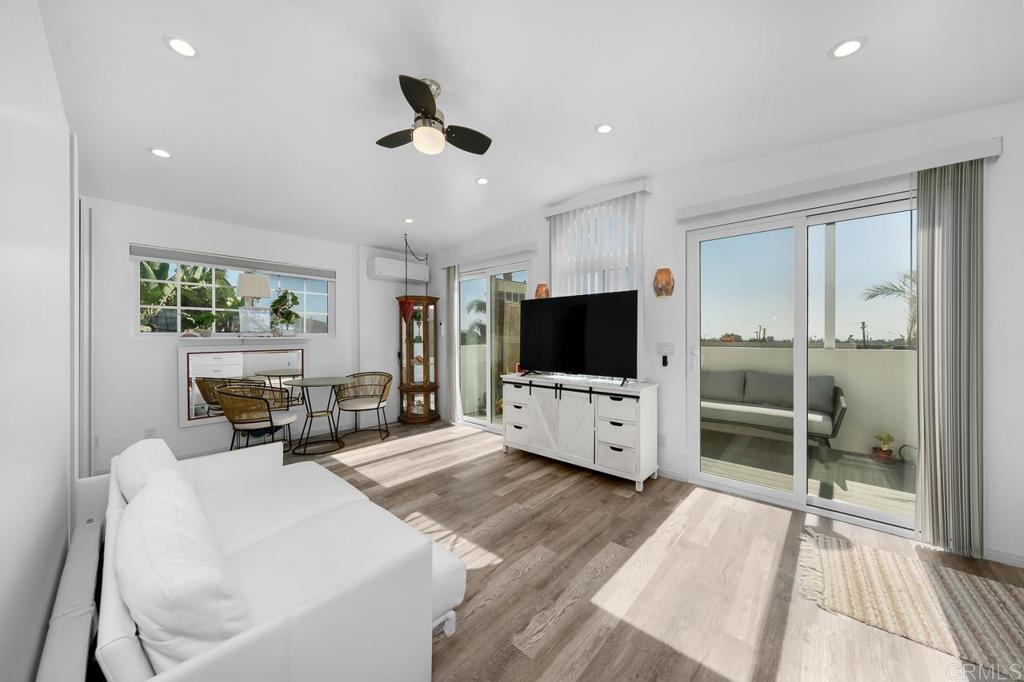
368, 255, 429, 283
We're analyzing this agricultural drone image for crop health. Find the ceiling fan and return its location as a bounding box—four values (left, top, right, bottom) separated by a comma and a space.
376, 75, 492, 156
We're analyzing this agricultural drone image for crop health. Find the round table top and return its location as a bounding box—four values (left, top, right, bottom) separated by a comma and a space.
255, 368, 303, 377
284, 376, 356, 388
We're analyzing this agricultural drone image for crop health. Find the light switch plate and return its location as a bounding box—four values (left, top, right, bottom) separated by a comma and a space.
656, 342, 675, 357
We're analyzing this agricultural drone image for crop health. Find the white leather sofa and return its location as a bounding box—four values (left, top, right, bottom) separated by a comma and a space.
96, 439, 466, 682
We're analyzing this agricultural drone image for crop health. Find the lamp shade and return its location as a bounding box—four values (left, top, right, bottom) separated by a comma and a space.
237, 272, 271, 299
652, 267, 674, 297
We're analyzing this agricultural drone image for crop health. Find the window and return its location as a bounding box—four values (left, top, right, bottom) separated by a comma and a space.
137, 259, 331, 335
549, 192, 642, 295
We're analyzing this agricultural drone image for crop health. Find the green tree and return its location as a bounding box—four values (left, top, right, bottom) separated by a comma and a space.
863, 271, 917, 347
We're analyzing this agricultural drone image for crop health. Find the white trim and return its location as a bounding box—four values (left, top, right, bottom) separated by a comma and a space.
438, 241, 537, 270
544, 177, 650, 218
983, 548, 1024, 569
675, 138, 1000, 225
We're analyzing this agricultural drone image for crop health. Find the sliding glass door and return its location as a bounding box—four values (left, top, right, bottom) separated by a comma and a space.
687, 200, 918, 529
457, 264, 528, 429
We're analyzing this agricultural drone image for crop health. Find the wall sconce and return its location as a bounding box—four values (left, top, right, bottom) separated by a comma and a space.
534, 282, 551, 299
652, 267, 674, 297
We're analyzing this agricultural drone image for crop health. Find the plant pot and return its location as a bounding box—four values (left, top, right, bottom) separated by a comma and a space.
281, 324, 296, 337
872, 447, 895, 464
198, 328, 212, 338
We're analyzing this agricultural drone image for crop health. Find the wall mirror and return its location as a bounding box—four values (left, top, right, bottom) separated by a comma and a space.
183, 348, 304, 423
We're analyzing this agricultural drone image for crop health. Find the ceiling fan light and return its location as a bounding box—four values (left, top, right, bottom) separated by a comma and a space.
413, 126, 446, 155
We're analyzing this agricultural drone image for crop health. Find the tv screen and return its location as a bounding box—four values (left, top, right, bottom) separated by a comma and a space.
520, 290, 638, 379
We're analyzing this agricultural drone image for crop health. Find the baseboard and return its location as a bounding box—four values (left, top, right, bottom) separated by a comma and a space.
656, 465, 688, 482
984, 547, 1024, 568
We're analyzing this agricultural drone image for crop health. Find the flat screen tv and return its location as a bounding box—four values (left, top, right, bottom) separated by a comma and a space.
520, 290, 637, 379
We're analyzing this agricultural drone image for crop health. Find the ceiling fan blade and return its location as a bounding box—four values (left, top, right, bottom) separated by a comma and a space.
398, 75, 436, 117
445, 125, 492, 155
376, 129, 413, 148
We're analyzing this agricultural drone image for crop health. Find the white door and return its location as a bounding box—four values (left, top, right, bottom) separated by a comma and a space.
529, 387, 560, 454
556, 390, 595, 465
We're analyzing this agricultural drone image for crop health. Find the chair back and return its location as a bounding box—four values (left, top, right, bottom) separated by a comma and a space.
335, 372, 393, 404
216, 384, 286, 425
194, 377, 226, 407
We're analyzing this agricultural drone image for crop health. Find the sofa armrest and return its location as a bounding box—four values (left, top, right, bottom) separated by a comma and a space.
178, 443, 283, 495
830, 387, 848, 439
152, 539, 432, 682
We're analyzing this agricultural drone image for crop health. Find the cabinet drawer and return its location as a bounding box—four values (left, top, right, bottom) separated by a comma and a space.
597, 395, 637, 423
503, 381, 530, 403
597, 418, 637, 447
504, 401, 529, 425
596, 442, 637, 474
505, 422, 529, 447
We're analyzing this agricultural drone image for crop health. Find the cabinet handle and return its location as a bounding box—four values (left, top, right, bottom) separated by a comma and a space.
512, 404, 523, 409
609, 421, 623, 427
609, 396, 624, 402
513, 425, 523, 430
609, 446, 624, 452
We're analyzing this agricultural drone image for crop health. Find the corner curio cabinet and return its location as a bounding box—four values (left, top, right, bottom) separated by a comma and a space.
397, 295, 439, 423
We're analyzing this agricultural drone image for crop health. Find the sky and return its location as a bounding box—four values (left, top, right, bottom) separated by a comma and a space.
700, 210, 915, 341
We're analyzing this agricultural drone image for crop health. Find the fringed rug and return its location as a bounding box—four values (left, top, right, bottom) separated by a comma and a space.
799, 529, 1024, 677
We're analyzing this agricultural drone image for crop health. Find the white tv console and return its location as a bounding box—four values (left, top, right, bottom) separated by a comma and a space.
501, 373, 659, 492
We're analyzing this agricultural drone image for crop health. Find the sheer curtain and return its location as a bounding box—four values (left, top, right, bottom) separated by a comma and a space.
549, 192, 642, 296
917, 159, 984, 558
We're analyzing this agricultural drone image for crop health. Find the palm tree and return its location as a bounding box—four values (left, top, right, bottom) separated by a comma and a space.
465, 298, 486, 315
863, 271, 917, 347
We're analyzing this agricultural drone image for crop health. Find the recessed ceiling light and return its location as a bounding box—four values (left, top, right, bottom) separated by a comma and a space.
476, 177, 489, 185
149, 148, 171, 159
829, 38, 864, 59
595, 124, 613, 134
403, 217, 414, 224
164, 36, 198, 58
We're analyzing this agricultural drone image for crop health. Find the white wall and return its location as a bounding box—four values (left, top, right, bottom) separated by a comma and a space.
85, 198, 408, 472
0, 1, 72, 680
436, 98, 1024, 565
356, 246, 413, 425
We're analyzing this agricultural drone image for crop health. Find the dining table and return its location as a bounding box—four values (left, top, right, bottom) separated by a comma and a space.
283, 376, 356, 456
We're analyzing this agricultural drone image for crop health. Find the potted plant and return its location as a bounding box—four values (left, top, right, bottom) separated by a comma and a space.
192, 311, 216, 337
411, 309, 423, 343
271, 290, 300, 336
872, 431, 896, 464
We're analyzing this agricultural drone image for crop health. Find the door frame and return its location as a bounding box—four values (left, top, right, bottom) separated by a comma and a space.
685, 197, 917, 529
456, 260, 530, 433
685, 216, 809, 509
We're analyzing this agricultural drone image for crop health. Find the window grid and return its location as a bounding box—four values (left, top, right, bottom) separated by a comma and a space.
137, 260, 330, 335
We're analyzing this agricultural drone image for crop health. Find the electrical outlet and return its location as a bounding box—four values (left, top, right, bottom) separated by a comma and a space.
657, 433, 668, 447
144, 427, 156, 439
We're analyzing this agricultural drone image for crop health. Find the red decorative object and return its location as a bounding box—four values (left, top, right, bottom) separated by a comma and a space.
653, 267, 675, 297
534, 282, 551, 299
399, 298, 415, 325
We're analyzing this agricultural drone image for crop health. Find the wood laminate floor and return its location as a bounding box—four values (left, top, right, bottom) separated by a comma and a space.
300, 422, 1023, 682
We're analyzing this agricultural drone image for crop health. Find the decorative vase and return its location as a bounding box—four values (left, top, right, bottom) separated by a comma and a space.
281, 323, 296, 337
535, 283, 551, 299
653, 267, 675, 297
198, 328, 212, 338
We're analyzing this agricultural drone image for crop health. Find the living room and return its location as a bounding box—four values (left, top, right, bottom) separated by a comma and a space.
4, 1, 1024, 681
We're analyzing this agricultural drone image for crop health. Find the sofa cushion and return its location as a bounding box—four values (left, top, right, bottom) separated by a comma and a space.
431, 544, 467, 621
701, 400, 834, 436
807, 375, 836, 414
225, 501, 431, 625
116, 476, 252, 674
199, 461, 367, 554
743, 371, 793, 408
700, 370, 745, 403
115, 439, 182, 502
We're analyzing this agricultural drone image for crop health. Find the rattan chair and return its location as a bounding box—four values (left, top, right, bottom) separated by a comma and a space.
194, 377, 271, 416
334, 371, 392, 440
217, 383, 298, 450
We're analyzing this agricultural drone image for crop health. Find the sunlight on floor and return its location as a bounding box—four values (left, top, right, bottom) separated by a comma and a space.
403, 511, 503, 570
319, 425, 501, 488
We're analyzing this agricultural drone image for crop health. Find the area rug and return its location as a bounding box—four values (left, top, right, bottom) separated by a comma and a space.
799, 529, 1024, 676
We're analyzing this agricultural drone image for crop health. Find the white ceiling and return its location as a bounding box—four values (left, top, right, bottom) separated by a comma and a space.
40, 0, 1024, 248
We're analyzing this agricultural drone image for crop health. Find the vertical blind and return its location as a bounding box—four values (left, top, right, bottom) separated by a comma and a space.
549, 193, 642, 296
